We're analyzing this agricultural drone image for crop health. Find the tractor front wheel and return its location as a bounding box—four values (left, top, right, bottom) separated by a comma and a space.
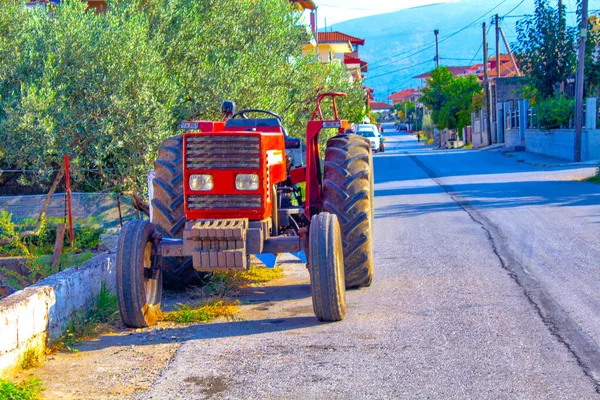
323, 134, 375, 289
309, 212, 346, 322
116, 219, 162, 328
152, 135, 207, 290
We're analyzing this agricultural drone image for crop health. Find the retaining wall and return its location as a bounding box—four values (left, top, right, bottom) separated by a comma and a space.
504, 129, 521, 148
520, 129, 600, 162
524, 129, 576, 161
0, 253, 116, 378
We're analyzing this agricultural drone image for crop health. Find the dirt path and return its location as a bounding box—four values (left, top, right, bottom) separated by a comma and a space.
17, 255, 309, 399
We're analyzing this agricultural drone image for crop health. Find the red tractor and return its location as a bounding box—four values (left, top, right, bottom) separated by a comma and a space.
116, 93, 375, 327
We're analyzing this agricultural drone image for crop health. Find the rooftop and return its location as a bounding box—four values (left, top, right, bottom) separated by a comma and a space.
318, 32, 365, 46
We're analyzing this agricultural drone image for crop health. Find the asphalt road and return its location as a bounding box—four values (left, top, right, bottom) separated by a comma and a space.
136, 125, 600, 399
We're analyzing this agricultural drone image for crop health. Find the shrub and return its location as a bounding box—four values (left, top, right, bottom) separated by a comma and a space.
534, 96, 575, 130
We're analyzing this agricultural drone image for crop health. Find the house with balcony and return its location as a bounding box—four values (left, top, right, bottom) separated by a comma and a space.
303, 31, 368, 82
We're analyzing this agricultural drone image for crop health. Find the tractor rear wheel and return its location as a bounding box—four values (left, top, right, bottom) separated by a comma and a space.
323, 134, 375, 289
152, 135, 207, 290
309, 212, 346, 322
116, 219, 162, 328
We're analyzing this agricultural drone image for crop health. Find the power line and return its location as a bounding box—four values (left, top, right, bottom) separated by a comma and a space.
502, 0, 526, 18
367, 0, 510, 71
374, 62, 435, 96
365, 59, 433, 80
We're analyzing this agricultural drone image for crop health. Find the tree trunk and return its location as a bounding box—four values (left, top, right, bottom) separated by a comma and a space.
37, 164, 66, 223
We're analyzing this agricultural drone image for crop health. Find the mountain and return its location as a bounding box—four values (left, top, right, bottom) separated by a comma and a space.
328, 0, 598, 102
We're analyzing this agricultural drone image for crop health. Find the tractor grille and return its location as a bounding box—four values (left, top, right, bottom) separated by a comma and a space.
186, 136, 260, 170
187, 195, 262, 210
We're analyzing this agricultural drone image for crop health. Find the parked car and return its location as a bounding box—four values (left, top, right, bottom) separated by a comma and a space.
355, 124, 385, 153
396, 123, 408, 131
355, 126, 382, 153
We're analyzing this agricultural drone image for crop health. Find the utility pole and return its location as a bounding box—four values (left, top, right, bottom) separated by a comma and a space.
499, 27, 522, 77
495, 14, 500, 79
483, 22, 492, 145
434, 29, 440, 68
574, 0, 588, 162
559, 0, 563, 21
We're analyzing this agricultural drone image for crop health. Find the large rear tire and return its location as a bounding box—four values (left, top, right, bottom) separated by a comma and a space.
323, 134, 375, 289
309, 213, 346, 322
116, 220, 162, 328
152, 135, 206, 290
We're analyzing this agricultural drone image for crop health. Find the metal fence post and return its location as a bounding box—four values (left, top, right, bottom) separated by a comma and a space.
586, 97, 597, 130
496, 102, 505, 143
519, 99, 529, 142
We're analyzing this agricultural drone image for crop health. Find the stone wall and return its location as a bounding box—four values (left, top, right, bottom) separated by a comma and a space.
0, 253, 116, 377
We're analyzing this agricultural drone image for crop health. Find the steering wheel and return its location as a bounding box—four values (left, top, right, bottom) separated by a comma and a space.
231, 109, 282, 121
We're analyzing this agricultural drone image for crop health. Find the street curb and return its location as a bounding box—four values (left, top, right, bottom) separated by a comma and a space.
0, 252, 116, 378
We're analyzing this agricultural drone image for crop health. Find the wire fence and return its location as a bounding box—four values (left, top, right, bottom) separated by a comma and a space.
0, 167, 142, 232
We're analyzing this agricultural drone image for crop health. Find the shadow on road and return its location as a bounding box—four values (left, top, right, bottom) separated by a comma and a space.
375, 179, 600, 218
372, 147, 590, 184
77, 316, 322, 352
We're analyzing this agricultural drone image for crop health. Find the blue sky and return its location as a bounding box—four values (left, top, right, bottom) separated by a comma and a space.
315, 0, 458, 26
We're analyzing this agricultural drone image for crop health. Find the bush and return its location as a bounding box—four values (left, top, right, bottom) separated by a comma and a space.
0, 0, 366, 195
534, 96, 575, 130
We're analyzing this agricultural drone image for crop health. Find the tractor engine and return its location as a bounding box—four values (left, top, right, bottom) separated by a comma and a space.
180, 117, 293, 271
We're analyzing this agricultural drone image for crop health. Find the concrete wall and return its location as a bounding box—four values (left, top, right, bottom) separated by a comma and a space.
518, 129, 600, 161
524, 129, 576, 161
505, 129, 521, 148
584, 129, 600, 161
0, 253, 115, 377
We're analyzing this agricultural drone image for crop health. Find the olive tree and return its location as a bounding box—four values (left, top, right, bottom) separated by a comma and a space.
0, 0, 365, 196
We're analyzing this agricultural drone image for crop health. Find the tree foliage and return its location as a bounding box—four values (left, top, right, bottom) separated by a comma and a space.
0, 0, 366, 193
584, 17, 600, 96
420, 67, 482, 132
513, 0, 577, 99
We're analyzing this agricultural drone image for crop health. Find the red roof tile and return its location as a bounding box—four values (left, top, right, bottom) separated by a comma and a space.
369, 101, 392, 110
318, 32, 365, 45
344, 55, 368, 71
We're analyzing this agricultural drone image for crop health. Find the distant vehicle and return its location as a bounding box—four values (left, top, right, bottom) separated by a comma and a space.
355, 124, 385, 152
355, 127, 382, 153
396, 123, 408, 131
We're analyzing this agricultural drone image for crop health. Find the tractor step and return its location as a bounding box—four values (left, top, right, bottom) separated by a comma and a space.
183, 219, 248, 271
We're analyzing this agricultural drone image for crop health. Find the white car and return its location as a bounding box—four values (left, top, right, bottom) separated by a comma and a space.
354, 124, 382, 153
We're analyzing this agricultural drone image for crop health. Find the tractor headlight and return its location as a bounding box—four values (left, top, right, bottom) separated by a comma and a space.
235, 174, 259, 191
189, 174, 214, 191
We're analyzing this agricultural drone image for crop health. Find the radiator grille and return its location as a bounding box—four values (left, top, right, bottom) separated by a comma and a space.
186, 135, 260, 170
187, 195, 262, 210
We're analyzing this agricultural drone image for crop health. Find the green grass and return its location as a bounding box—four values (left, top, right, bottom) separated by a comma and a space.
50, 283, 119, 351
585, 168, 600, 184
161, 300, 239, 324
0, 378, 44, 400
163, 266, 283, 324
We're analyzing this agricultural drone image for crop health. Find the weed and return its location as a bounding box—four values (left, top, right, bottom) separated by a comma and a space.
1, 252, 95, 290
198, 266, 284, 298
20, 347, 43, 370
236, 266, 284, 284
50, 283, 119, 351
462, 143, 473, 149
161, 300, 239, 324
163, 266, 282, 325
585, 167, 600, 184
0, 211, 32, 258
0, 377, 44, 400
